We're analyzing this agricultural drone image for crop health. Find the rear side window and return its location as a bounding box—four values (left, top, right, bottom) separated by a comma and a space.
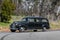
41, 19, 48, 22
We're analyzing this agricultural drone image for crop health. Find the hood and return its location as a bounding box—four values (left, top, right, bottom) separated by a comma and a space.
13, 21, 26, 25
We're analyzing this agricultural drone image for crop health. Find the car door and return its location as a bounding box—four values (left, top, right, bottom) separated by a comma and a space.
34, 18, 41, 29
27, 18, 35, 29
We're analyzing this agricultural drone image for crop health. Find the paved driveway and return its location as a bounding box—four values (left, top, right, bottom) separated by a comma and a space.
0, 31, 60, 40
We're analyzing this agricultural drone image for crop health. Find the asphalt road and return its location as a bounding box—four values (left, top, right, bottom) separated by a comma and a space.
0, 31, 60, 40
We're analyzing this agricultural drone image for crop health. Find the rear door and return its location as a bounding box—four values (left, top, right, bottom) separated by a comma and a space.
34, 18, 41, 29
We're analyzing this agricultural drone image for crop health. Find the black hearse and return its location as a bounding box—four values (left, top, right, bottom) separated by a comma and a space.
10, 16, 50, 32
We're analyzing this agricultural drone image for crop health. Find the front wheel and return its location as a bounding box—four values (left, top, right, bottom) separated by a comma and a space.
10, 29, 16, 32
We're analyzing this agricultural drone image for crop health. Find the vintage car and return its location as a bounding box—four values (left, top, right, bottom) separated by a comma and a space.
10, 16, 50, 32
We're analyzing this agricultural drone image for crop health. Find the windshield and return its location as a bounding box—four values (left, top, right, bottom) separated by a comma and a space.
21, 18, 26, 21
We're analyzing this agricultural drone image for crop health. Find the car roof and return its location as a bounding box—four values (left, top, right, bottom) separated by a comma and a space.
23, 16, 47, 19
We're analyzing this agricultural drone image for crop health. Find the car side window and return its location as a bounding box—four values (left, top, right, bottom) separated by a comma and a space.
36, 19, 40, 22
28, 18, 34, 22
35, 18, 41, 22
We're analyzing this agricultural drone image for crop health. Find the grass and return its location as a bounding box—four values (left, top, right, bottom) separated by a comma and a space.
0, 22, 10, 28
50, 21, 60, 30
0, 16, 25, 28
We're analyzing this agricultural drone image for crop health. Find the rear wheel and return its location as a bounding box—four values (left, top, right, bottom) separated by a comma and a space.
42, 27, 46, 32
46, 26, 50, 29
33, 30, 37, 32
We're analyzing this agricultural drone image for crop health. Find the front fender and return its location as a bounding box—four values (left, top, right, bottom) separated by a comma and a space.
10, 23, 17, 30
